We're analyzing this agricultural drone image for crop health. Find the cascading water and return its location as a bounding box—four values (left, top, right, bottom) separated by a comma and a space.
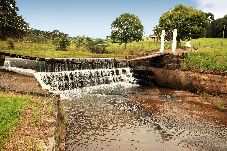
1, 58, 137, 99
35, 68, 134, 91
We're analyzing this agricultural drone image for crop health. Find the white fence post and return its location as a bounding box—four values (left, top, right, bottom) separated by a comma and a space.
172, 29, 177, 54
160, 30, 165, 53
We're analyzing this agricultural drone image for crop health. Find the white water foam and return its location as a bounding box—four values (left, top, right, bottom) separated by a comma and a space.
1, 62, 137, 100
57, 82, 138, 101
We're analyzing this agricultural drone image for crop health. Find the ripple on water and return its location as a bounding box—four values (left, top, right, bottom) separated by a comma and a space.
65, 87, 227, 151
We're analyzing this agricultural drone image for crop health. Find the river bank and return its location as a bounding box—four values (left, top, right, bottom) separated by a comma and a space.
0, 55, 227, 150
0, 69, 66, 150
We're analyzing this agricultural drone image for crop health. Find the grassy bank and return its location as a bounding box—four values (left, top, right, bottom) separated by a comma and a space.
1, 38, 227, 71
0, 40, 118, 58
0, 91, 59, 150
0, 39, 162, 59
0, 92, 29, 148
183, 38, 227, 71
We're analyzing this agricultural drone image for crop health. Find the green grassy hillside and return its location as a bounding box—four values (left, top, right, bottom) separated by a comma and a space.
183, 38, 227, 71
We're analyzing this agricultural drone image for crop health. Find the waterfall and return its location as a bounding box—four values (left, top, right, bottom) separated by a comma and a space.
1, 58, 137, 98
34, 68, 135, 92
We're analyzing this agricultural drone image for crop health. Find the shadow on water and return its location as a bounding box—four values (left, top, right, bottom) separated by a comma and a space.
64, 85, 227, 151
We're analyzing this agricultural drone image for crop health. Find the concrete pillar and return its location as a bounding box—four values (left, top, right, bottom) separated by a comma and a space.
160, 30, 165, 53
172, 29, 177, 54
0, 55, 5, 66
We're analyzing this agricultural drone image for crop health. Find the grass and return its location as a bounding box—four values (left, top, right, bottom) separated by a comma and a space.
0, 40, 119, 58
182, 38, 227, 71
1, 38, 227, 71
1, 92, 58, 150
0, 39, 165, 59
0, 92, 30, 148
212, 101, 226, 112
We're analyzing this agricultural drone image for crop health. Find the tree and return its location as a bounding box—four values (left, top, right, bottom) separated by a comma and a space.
0, 0, 29, 39
209, 15, 227, 38
111, 13, 144, 48
50, 30, 68, 40
154, 5, 207, 45
205, 12, 215, 37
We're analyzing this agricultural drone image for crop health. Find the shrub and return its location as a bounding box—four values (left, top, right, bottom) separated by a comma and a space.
53, 37, 70, 51
85, 38, 109, 54
7, 38, 15, 49
24, 35, 48, 43
74, 36, 86, 50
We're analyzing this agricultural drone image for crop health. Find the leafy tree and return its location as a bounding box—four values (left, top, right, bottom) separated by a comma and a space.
154, 5, 207, 45
50, 30, 68, 40
111, 13, 144, 48
209, 15, 227, 38
206, 13, 215, 23
0, 0, 28, 39
205, 12, 215, 37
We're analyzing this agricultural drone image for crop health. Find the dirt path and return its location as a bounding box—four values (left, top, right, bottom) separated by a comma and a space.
0, 69, 48, 95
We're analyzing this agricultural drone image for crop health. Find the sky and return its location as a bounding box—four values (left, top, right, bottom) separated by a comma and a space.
16, 0, 227, 38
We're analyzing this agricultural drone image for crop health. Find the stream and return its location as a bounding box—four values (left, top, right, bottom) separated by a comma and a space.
2, 57, 227, 151
64, 85, 227, 151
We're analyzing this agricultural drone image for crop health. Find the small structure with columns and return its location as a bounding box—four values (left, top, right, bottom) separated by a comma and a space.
160, 29, 178, 54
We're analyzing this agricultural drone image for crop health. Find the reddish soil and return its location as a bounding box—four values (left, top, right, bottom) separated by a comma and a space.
0, 69, 48, 95
129, 87, 227, 126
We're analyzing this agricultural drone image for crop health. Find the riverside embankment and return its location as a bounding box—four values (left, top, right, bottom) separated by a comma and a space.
0, 69, 66, 150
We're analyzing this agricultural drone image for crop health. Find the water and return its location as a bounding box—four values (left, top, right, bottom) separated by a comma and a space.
64, 86, 227, 151
1, 58, 227, 151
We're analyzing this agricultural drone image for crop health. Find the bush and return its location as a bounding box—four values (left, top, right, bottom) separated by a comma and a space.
7, 38, 15, 49
23, 35, 48, 43
74, 36, 86, 50
53, 37, 70, 51
85, 38, 109, 54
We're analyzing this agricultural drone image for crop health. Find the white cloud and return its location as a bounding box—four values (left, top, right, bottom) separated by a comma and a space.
194, 0, 227, 19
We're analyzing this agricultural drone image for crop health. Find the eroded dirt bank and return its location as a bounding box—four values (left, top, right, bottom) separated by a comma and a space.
141, 67, 227, 95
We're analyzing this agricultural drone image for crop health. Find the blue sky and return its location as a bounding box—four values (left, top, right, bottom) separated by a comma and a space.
17, 0, 226, 38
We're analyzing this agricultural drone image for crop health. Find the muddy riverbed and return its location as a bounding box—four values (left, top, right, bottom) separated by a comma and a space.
64, 85, 227, 151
